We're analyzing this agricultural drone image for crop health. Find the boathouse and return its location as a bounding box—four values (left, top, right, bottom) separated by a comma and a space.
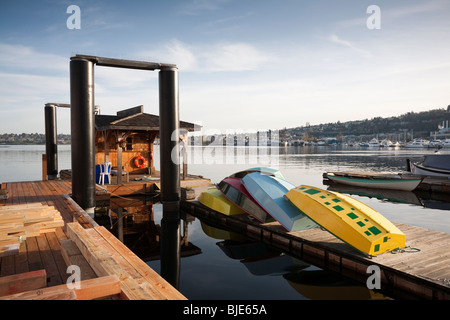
94, 105, 198, 180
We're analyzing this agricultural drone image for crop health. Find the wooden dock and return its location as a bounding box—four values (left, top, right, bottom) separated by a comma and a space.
61, 170, 212, 198
181, 194, 450, 300
0, 180, 186, 300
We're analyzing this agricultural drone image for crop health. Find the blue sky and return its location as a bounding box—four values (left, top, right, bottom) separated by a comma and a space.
1, 0, 449, 134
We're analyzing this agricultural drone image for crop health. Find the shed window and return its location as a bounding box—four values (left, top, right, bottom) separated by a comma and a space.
126, 137, 133, 151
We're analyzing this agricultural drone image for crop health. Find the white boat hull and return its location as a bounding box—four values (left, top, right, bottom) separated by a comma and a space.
407, 155, 450, 178
410, 163, 450, 177
325, 173, 422, 191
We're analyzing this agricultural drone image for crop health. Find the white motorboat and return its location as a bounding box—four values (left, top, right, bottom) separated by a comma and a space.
368, 138, 380, 147
389, 141, 401, 148
380, 139, 393, 147
405, 139, 430, 148
441, 139, 450, 148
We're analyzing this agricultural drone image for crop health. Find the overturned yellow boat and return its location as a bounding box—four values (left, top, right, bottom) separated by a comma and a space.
199, 188, 245, 216
285, 185, 405, 256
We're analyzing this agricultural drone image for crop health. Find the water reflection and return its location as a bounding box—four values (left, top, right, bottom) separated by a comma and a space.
283, 270, 388, 300
201, 221, 389, 300
327, 183, 450, 211
95, 197, 201, 268
96, 194, 391, 300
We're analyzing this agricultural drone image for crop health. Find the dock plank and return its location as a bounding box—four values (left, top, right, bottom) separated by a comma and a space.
0, 269, 47, 297
66, 221, 156, 300
94, 225, 187, 300
0, 275, 120, 300
35, 234, 63, 286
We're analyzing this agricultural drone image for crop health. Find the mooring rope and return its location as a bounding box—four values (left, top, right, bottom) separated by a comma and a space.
391, 246, 421, 254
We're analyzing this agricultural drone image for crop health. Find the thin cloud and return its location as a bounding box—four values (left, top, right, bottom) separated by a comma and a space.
336, 0, 447, 29
135, 40, 198, 71
137, 40, 272, 72
387, 0, 446, 18
176, 0, 230, 15
203, 42, 271, 71
328, 34, 372, 58
0, 43, 68, 73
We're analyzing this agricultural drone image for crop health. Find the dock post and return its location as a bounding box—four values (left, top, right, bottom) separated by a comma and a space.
44, 104, 58, 180
158, 66, 181, 287
70, 58, 96, 214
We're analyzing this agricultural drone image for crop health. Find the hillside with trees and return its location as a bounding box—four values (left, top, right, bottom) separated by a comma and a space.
279, 107, 450, 143
0, 133, 71, 145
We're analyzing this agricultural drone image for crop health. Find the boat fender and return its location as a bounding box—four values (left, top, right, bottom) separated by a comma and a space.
134, 156, 146, 168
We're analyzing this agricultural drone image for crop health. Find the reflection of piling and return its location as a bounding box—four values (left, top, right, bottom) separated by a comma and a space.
159, 66, 181, 288
44, 104, 58, 180
70, 58, 96, 213
160, 216, 181, 288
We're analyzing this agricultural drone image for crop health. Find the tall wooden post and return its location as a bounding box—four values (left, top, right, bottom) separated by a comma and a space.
70, 58, 96, 214
44, 104, 58, 180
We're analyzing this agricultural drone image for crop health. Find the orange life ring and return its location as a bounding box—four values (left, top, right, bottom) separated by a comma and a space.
134, 156, 146, 168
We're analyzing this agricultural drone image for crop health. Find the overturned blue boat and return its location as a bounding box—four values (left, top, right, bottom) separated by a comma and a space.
241, 172, 317, 232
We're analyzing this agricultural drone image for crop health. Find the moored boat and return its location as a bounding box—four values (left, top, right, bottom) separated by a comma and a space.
323, 171, 423, 191
441, 139, 450, 148
368, 138, 380, 147
359, 142, 369, 147
199, 188, 245, 216
407, 154, 450, 177
405, 139, 429, 148
217, 176, 273, 222
285, 185, 406, 256
241, 172, 317, 232
380, 139, 392, 147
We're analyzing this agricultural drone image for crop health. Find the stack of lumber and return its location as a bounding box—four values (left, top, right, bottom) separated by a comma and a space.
59, 169, 71, 180
0, 215, 186, 300
0, 269, 121, 300
0, 203, 64, 256
64, 221, 187, 300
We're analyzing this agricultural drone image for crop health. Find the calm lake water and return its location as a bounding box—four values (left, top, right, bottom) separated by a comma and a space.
1, 144, 450, 300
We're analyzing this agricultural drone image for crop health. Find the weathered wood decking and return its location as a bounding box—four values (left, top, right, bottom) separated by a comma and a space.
181, 196, 450, 300
0, 180, 186, 300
